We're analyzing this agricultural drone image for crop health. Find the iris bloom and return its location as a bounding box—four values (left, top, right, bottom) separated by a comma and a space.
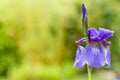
74, 28, 114, 68
74, 4, 114, 68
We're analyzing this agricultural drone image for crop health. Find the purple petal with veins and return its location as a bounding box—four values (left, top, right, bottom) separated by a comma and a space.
75, 38, 86, 44
74, 46, 86, 68
99, 28, 114, 41
85, 44, 106, 68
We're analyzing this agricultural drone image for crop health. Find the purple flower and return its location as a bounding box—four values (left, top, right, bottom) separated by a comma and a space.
74, 28, 114, 68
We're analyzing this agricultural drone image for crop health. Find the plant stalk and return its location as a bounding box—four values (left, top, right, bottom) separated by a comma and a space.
87, 65, 92, 80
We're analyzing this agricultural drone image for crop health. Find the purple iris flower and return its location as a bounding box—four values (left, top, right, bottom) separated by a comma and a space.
74, 3, 114, 68
74, 28, 114, 68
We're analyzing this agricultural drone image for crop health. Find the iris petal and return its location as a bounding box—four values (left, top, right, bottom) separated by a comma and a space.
88, 28, 99, 41
75, 38, 86, 45
88, 28, 99, 36
99, 28, 114, 41
104, 47, 111, 68
102, 41, 111, 46
74, 46, 86, 68
89, 36, 99, 42
85, 44, 106, 68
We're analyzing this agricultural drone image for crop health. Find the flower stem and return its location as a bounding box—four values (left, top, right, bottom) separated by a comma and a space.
87, 65, 92, 80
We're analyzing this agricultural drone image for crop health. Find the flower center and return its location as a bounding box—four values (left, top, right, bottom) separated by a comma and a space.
90, 41, 101, 47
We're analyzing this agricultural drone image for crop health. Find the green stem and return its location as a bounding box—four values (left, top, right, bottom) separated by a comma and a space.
87, 65, 92, 80
82, 4, 92, 80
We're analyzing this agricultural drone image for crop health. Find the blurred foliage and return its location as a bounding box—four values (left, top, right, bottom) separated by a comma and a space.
0, 22, 21, 77
0, 0, 119, 80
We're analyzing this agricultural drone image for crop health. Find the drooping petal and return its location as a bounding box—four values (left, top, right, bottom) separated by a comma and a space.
104, 46, 111, 68
99, 28, 114, 41
88, 28, 99, 41
74, 46, 86, 68
75, 38, 86, 45
85, 44, 106, 68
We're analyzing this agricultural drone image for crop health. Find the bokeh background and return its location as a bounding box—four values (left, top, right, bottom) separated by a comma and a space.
0, 0, 120, 80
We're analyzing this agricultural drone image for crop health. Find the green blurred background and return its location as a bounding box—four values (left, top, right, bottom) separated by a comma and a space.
0, 0, 120, 80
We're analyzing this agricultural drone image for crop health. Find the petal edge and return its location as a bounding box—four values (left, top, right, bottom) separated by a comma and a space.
74, 46, 86, 68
